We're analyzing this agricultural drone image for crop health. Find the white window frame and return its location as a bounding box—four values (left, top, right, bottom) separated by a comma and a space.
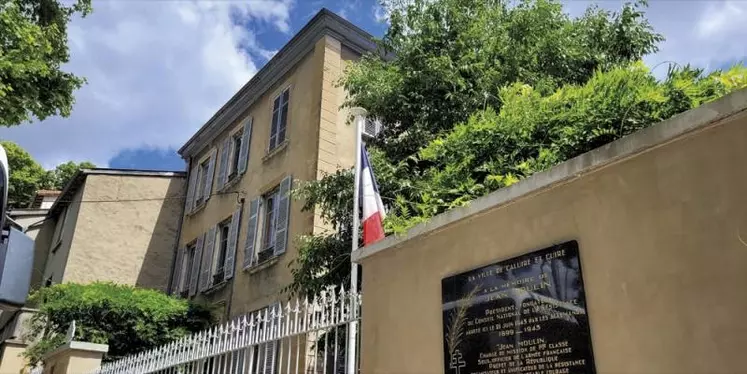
194, 158, 210, 206
268, 87, 290, 152
228, 130, 243, 179
257, 188, 280, 261
213, 218, 231, 282
181, 242, 197, 296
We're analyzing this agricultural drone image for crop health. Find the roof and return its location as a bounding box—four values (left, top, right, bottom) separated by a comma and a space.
178, 8, 377, 159
351, 88, 747, 263
47, 168, 186, 217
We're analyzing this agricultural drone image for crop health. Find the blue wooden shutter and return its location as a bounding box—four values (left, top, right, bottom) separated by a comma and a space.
204, 150, 217, 201
189, 235, 204, 297
170, 247, 184, 295
273, 176, 292, 256
185, 164, 198, 213
238, 118, 253, 175
224, 207, 241, 281
218, 138, 230, 189
264, 303, 279, 374
200, 226, 216, 292
243, 198, 261, 269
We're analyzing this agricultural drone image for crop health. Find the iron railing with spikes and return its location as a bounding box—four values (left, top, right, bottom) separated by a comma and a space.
89, 285, 361, 374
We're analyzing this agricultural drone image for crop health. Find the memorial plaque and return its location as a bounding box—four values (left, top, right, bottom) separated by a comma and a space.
442, 241, 595, 374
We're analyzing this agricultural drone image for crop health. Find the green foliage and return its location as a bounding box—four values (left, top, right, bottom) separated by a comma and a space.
0, 0, 91, 126
288, 0, 746, 296
2, 141, 49, 208
398, 63, 747, 228
1, 141, 95, 207
345, 0, 662, 159
286, 170, 354, 296
48, 160, 97, 189
24, 282, 214, 365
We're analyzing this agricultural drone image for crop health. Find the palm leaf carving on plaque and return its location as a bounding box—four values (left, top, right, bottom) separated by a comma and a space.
446, 284, 480, 356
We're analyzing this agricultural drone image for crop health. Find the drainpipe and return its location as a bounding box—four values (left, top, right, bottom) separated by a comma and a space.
167, 159, 191, 295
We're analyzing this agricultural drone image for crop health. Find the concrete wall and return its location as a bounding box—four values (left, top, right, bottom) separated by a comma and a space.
180, 34, 361, 318
355, 91, 747, 373
0, 340, 27, 374
41, 342, 108, 374
61, 174, 185, 291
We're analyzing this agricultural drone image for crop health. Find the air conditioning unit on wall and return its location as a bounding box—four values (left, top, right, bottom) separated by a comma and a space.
363, 118, 382, 138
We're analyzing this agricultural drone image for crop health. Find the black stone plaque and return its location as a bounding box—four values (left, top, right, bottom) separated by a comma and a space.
442, 241, 595, 374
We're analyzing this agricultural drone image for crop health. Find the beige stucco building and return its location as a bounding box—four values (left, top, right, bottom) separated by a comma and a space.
0, 169, 185, 373
36, 168, 185, 289
170, 9, 375, 323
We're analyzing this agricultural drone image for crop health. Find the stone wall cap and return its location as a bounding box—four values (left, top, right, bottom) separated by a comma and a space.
352, 87, 747, 263
42, 341, 109, 361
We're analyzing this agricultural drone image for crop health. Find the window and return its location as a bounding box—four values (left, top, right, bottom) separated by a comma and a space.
261, 188, 279, 257
51, 207, 68, 249
229, 131, 242, 177
213, 220, 230, 283
195, 159, 210, 205
181, 243, 196, 296
269, 88, 289, 151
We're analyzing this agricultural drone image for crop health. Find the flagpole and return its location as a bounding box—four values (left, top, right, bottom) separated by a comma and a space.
347, 109, 365, 374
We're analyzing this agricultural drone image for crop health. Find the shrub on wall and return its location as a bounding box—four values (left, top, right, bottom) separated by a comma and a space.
24, 282, 215, 365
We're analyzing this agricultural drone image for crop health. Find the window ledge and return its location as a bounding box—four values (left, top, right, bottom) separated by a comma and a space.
219, 175, 242, 193
262, 140, 289, 163
244, 256, 280, 274
203, 281, 228, 295
187, 201, 206, 217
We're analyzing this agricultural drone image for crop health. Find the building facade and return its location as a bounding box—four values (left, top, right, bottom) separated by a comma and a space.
37, 169, 185, 289
0, 169, 186, 372
170, 9, 375, 322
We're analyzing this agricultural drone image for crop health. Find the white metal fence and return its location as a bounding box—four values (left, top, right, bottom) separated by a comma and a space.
89, 286, 361, 374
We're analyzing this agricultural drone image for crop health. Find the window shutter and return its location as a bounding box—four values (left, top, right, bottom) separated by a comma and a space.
243, 198, 261, 269
263, 304, 279, 374
189, 235, 204, 297
224, 207, 241, 281
204, 149, 217, 201
185, 164, 198, 212
238, 118, 253, 175
170, 247, 184, 295
274, 176, 292, 256
218, 138, 230, 188
201, 226, 216, 292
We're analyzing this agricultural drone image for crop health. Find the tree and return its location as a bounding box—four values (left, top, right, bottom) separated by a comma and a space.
24, 282, 215, 365
49, 160, 96, 189
1, 141, 49, 209
1, 141, 95, 208
345, 0, 662, 161
1, 0, 92, 126
287, 0, 747, 296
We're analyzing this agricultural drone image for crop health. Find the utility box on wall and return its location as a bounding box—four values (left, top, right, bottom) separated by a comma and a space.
0, 226, 34, 311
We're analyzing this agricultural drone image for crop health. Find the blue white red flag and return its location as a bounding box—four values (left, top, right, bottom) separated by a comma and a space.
360, 145, 386, 245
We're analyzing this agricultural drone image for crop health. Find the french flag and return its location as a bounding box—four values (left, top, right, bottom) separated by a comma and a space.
360, 145, 386, 245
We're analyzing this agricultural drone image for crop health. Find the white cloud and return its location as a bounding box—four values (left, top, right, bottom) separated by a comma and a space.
0, 0, 293, 168
697, 1, 746, 39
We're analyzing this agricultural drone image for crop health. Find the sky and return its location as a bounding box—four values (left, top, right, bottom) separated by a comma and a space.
1, 0, 745, 171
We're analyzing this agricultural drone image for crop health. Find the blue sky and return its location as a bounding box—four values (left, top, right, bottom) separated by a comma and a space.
1, 0, 745, 171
